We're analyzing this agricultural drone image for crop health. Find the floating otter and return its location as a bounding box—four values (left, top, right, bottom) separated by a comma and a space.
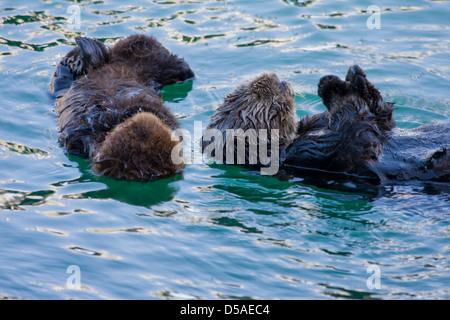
283, 65, 449, 183
50, 35, 194, 181
202, 66, 449, 183
201, 73, 297, 175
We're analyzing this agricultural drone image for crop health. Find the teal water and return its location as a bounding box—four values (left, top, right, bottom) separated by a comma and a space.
1, 0, 449, 300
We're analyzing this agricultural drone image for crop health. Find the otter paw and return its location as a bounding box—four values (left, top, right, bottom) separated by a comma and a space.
345, 65, 370, 100
317, 75, 349, 110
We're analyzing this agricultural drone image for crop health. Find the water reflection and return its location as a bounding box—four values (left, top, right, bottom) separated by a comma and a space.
50, 154, 182, 208
1, 0, 449, 300
81, 176, 182, 208
0, 140, 50, 159
281, 0, 317, 7
211, 216, 263, 234
161, 80, 194, 102
0, 188, 55, 211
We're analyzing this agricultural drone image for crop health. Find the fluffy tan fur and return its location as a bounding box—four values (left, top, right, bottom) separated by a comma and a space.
93, 113, 183, 181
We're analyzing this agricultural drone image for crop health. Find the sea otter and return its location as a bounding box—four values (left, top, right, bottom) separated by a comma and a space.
50, 35, 194, 181
283, 65, 450, 183
202, 66, 449, 183
201, 72, 297, 175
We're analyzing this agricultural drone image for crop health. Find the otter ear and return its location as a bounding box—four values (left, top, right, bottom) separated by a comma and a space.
75, 37, 110, 74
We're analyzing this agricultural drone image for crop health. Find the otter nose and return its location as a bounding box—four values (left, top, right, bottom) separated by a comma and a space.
180, 60, 195, 81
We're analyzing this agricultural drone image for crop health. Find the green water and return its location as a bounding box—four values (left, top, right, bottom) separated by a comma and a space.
0, 0, 449, 300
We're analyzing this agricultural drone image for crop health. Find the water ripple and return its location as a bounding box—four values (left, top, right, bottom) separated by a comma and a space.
0, 0, 449, 300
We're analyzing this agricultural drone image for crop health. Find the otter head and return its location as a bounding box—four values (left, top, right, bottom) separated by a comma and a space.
93, 112, 183, 181
218, 73, 296, 137
110, 34, 195, 89
203, 73, 297, 174
249, 72, 296, 112
247, 73, 296, 142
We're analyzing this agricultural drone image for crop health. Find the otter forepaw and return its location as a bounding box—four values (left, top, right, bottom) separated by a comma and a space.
317, 75, 349, 110
345, 65, 370, 100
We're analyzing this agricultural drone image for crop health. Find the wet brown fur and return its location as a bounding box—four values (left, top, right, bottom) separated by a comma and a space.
110, 34, 195, 89
202, 72, 297, 166
51, 35, 194, 181
283, 65, 394, 181
284, 65, 449, 183
93, 113, 183, 181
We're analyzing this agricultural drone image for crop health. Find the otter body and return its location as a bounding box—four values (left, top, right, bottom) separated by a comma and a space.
203, 66, 449, 184
283, 65, 449, 183
50, 34, 194, 181
375, 125, 450, 182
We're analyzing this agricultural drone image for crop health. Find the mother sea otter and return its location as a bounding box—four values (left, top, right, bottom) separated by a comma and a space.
49, 34, 194, 181
202, 66, 449, 183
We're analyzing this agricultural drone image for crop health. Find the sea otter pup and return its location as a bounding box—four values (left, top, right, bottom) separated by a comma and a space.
283, 65, 449, 183
51, 35, 194, 181
201, 73, 297, 175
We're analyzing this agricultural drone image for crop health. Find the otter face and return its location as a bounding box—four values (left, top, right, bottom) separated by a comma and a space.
155, 56, 195, 88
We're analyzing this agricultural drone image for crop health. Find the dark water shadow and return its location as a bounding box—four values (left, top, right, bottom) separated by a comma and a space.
207, 163, 294, 201
55, 154, 182, 208
281, 168, 450, 201
205, 162, 450, 206
207, 162, 385, 200
161, 80, 194, 103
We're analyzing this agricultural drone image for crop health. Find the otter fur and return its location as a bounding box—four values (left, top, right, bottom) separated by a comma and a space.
50, 34, 194, 181
282, 65, 393, 181
202, 66, 449, 183
201, 73, 296, 174
49, 34, 194, 99
283, 65, 449, 183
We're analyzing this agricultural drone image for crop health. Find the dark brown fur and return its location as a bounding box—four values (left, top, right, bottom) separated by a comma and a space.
56, 65, 179, 158
49, 37, 111, 99
110, 34, 195, 89
284, 65, 449, 183
51, 35, 194, 181
283, 65, 394, 181
49, 34, 194, 98
202, 73, 297, 166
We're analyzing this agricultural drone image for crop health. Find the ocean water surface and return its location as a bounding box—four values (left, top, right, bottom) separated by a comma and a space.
0, 0, 449, 299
